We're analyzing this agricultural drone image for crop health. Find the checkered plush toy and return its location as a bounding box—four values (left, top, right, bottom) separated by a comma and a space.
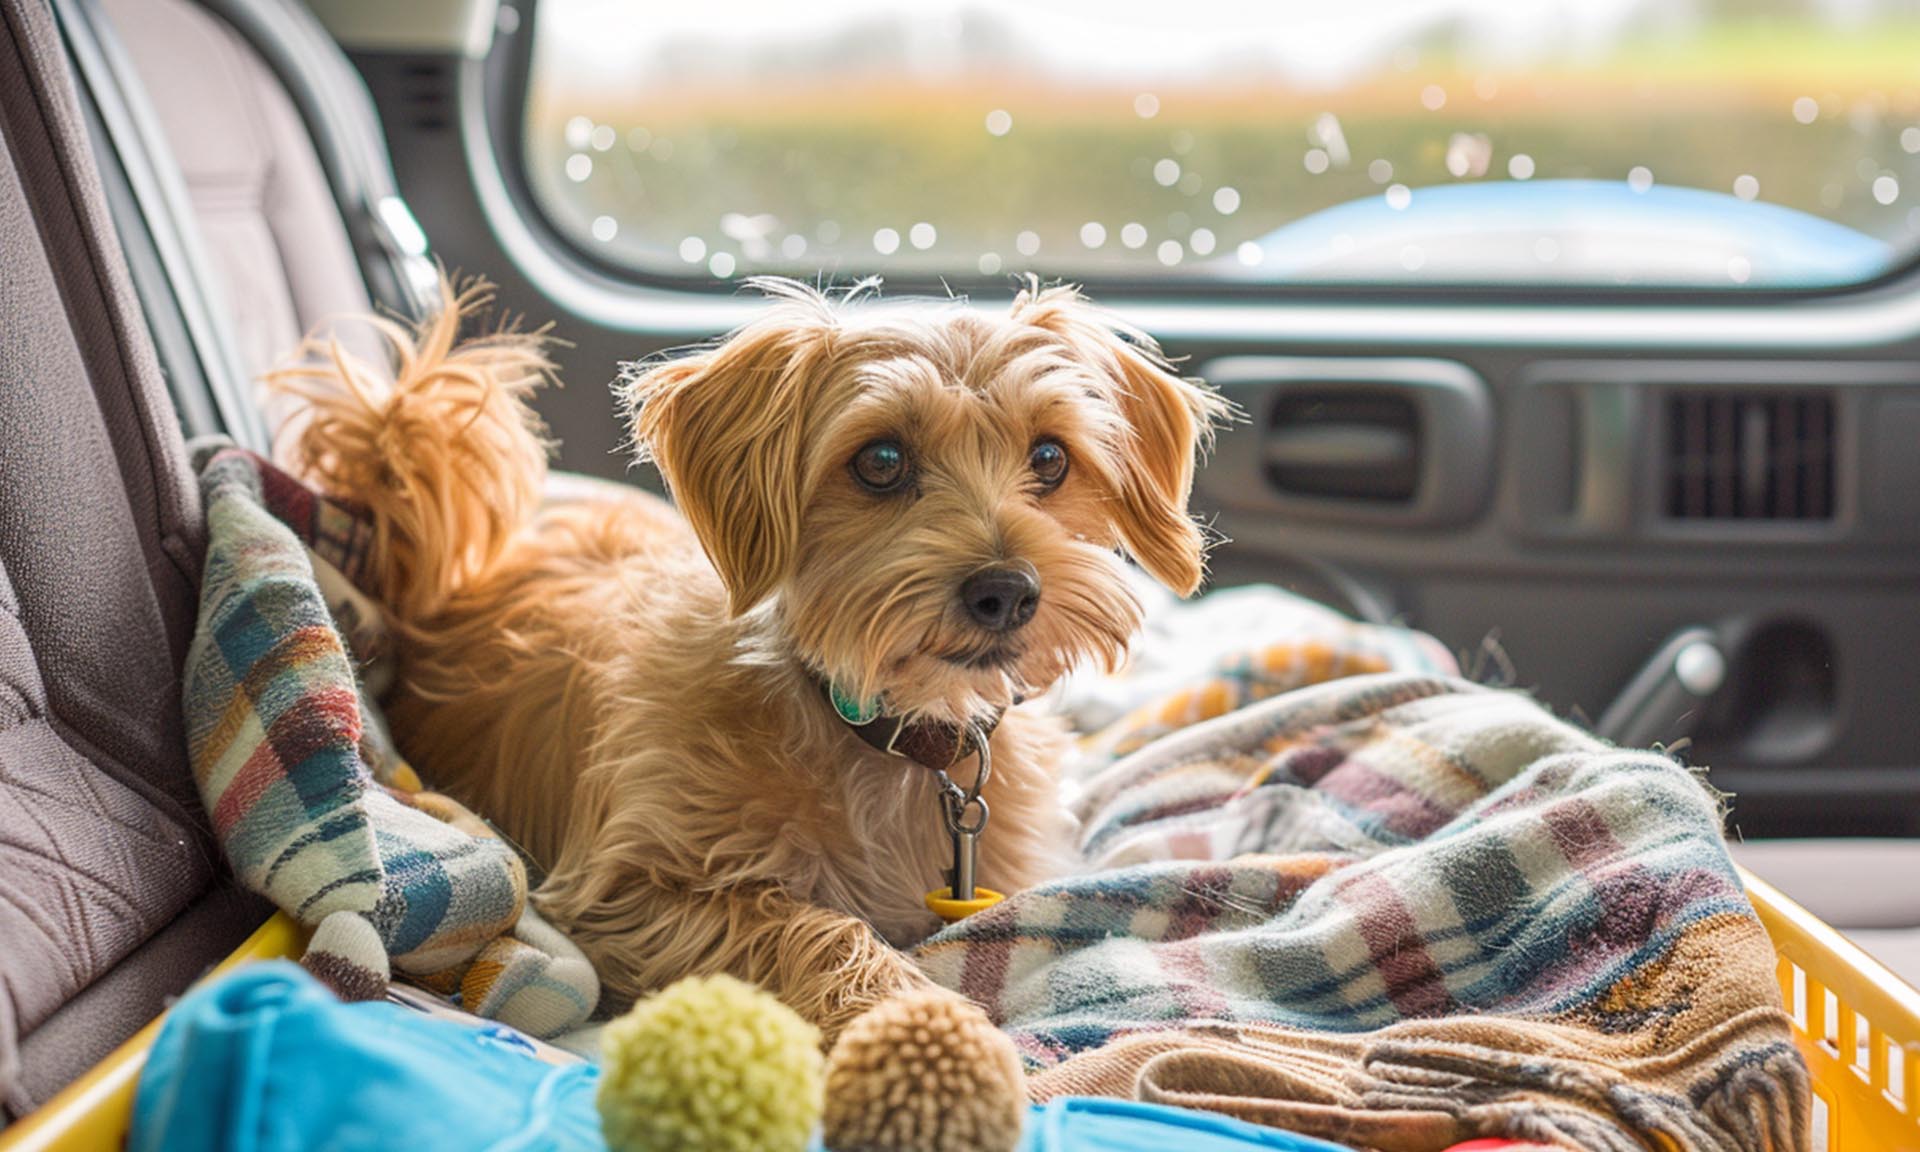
182, 445, 597, 1038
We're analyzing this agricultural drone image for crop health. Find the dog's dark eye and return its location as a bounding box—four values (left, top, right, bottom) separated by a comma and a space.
1029, 438, 1069, 490
852, 440, 910, 493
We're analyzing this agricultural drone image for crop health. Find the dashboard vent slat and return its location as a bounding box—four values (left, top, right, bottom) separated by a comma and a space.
1664, 391, 1834, 522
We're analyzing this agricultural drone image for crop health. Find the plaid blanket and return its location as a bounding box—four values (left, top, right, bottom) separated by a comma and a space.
183, 446, 597, 1038
914, 673, 1806, 1150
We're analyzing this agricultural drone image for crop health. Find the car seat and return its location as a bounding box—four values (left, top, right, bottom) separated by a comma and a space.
0, 0, 261, 1118
0, 0, 425, 1121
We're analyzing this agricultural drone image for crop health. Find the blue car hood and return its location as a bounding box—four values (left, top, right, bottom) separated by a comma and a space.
1226, 179, 1892, 288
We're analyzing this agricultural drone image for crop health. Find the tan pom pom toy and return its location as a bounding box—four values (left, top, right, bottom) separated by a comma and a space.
823, 989, 1028, 1152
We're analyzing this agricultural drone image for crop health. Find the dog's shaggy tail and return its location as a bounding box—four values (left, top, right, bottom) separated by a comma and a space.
267, 274, 557, 623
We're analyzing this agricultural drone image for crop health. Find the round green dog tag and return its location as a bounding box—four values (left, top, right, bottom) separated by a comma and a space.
830, 683, 882, 725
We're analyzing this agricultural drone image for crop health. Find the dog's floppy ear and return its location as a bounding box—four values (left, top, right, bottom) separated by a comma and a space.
1017, 283, 1228, 596
621, 307, 835, 615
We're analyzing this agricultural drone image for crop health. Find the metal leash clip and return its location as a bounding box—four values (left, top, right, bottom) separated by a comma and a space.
924, 724, 1006, 923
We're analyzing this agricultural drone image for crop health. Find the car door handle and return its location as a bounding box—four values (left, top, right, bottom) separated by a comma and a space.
1263, 424, 1417, 471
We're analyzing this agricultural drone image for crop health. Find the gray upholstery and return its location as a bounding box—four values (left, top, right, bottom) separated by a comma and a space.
0, 0, 254, 1120
100, 0, 373, 386
10, 878, 267, 1109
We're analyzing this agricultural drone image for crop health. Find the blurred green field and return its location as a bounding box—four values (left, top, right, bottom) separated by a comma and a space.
525, 19, 1920, 283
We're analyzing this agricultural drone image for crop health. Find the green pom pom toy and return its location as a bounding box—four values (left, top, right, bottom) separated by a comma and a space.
597, 974, 825, 1152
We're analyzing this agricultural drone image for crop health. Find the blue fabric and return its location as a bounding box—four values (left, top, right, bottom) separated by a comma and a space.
1021, 1098, 1351, 1152
133, 964, 1348, 1152
131, 963, 603, 1152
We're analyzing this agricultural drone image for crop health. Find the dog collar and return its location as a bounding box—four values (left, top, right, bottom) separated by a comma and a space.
821, 680, 1004, 771
821, 678, 1011, 921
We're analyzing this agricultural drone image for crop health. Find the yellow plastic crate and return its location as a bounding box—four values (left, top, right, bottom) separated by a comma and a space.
1744, 869, 1920, 1151
3, 873, 1917, 1150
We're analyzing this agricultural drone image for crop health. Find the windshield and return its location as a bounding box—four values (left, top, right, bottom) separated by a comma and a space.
524, 0, 1920, 289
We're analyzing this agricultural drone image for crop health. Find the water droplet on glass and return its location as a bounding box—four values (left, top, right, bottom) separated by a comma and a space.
1420, 85, 1447, 111
1445, 133, 1492, 178
1369, 159, 1393, 185
1171, 130, 1195, 156
679, 236, 706, 263
565, 116, 592, 150
1213, 187, 1240, 215
1236, 241, 1264, 267
781, 234, 807, 260
1903, 127, 1920, 154
495, 5, 520, 34
565, 154, 592, 183
1080, 222, 1107, 249
1734, 174, 1760, 201
910, 222, 937, 250
985, 109, 1013, 137
1532, 236, 1560, 263
591, 215, 617, 242
721, 213, 779, 244
1134, 93, 1159, 119
1628, 166, 1654, 193
709, 252, 736, 278
1154, 159, 1181, 187
1312, 114, 1350, 167
627, 126, 652, 152
1189, 228, 1216, 256
1874, 175, 1901, 205
590, 124, 616, 152
817, 220, 841, 245
1016, 230, 1041, 256
1858, 157, 1882, 182
1121, 223, 1148, 250
1793, 97, 1820, 125
1385, 184, 1412, 211
1304, 149, 1330, 175
1400, 245, 1426, 270
978, 252, 1003, 275
1508, 154, 1535, 181
1156, 240, 1183, 266
1474, 75, 1499, 100
873, 228, 901, 256
1728, 256, 1752, 284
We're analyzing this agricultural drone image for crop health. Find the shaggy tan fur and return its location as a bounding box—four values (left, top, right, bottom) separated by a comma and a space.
272, 275, 1224, 1073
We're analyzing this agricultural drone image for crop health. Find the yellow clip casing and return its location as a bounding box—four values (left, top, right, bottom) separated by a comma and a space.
925, 887, 1005, 923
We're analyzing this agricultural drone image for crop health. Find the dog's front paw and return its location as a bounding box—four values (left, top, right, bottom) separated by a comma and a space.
822, 988, 1025, 1152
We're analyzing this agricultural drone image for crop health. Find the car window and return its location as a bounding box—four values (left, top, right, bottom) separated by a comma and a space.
522, 0, 1920, 290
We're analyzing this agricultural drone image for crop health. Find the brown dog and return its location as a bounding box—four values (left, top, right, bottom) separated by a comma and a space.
274, 276, 1222, 1131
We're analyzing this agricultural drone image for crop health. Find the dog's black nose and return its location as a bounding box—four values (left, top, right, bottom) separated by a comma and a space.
960, 566, 1040, 633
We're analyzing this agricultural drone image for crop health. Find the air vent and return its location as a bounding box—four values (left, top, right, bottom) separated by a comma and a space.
1664, 391, 1834, 521
398, 60, 453, 133
1265, 389, 1420, 502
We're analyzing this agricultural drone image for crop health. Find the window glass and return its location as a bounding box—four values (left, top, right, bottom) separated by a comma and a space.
524, 0, 1920, 289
